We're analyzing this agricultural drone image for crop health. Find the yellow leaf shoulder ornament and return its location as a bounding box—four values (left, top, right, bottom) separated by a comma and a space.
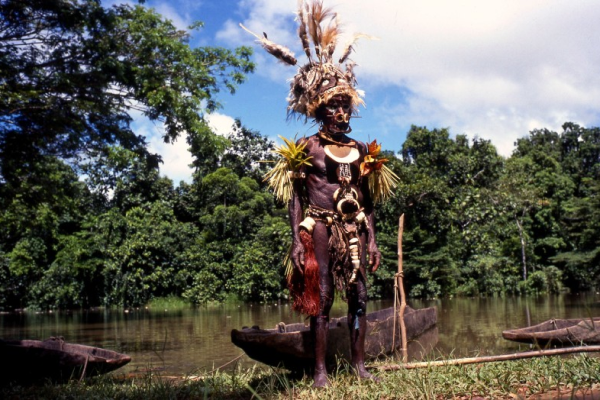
265, 137, 399, 205
263, 135, 312, 203
360, 140, 400, 204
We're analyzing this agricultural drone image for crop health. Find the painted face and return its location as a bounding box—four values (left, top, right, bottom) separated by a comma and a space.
318, 95, 352, 135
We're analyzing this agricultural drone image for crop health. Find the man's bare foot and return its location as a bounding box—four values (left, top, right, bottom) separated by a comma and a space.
353, 365, 381, 382
312, 370, 329, 388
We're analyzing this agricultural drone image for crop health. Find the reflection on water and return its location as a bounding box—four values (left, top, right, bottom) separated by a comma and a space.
1, 294, 599, 376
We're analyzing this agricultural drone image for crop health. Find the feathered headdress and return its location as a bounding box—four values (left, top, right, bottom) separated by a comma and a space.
240, 0, 369, 120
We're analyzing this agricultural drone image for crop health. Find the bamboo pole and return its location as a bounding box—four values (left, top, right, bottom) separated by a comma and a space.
375, 345, 600, 371
392, 214, 408, 362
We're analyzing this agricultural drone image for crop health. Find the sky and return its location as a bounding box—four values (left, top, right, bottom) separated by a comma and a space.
110, 0, 600, 184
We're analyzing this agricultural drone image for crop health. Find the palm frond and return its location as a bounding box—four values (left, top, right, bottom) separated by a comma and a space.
368, 164, 400, 204
263, 136, 312, 203
275, 136, 313, 170
264, 159, 293, 203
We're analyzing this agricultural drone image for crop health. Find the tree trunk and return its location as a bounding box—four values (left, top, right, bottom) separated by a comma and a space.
515, 217, 527, 281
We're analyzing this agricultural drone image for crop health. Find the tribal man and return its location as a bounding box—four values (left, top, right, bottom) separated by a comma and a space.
246, 0, 398, 388
288, 93, 382, 387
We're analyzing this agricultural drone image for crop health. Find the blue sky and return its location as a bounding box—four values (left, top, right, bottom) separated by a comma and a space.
110, 0, 600, 184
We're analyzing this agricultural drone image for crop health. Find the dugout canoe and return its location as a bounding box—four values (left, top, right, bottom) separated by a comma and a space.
231, 305, 437, 372
0, 337, 131, 385
502, 317, 600, 346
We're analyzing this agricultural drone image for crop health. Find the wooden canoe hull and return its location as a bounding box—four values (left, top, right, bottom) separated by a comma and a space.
231, 306, 437, 371
502, 318, 600, 346
0, 337, 131, 385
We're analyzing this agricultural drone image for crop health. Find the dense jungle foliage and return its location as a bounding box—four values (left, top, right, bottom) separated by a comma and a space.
1, 0, 599, 310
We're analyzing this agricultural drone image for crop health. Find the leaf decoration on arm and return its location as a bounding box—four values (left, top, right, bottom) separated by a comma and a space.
360, 140, 400, 203
263, 135, 313, 203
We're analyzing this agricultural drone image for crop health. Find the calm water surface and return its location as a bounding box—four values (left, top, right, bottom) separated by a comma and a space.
1, 293, 599, 376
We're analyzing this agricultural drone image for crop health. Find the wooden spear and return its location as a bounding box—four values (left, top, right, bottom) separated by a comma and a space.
375, 345, 600, 370
392, 214, 408, 362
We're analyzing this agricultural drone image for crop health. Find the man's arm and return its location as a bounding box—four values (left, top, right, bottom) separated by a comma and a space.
358, 141, 381, 272
365, 212, 381, 272
288, 177, 305, 273
288, 137, 309, 273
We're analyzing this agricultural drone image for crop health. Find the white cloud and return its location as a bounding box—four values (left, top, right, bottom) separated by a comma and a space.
221, 0, 600, 156
133, 112, 237, 185
152, 3, 192, 30
206, 112, 236, 136
217, 9, 297, 82
106, 0, 193, 30
149, 134, 194, 185
130, 116, 194, 185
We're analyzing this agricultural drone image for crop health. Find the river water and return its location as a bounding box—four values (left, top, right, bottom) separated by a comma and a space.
1, 293, 599, 376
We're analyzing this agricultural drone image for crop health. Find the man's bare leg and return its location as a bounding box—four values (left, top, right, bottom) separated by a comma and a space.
311, 222, 332, 388
311, 315, 329, 387
348, 280, 379, 381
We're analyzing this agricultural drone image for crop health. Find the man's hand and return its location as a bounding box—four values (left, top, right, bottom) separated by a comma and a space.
367, 242, 381, 273
290, 240, 305, 274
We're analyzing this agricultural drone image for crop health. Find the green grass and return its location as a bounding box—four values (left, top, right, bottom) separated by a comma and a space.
2, 354, 600, 399
145, 296, 191, 311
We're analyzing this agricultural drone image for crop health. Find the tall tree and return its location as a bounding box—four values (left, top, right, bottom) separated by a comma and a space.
0, 155, 90, 307
0, 0, 255, 309
498, 156, 541, 281
221, 119, 274, 182
553, 178, 600, 290
0, 0, 254, 183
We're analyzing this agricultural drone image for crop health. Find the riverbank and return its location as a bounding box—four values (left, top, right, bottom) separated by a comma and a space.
2, 353, 599, 399
4, 295, 600, 376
